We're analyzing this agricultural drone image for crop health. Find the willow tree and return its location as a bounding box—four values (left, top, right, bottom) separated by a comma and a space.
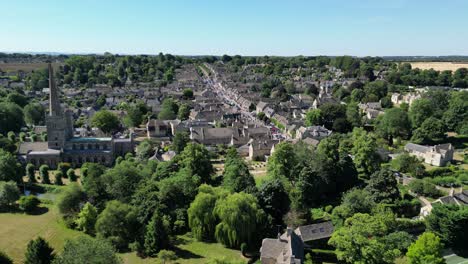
214, 192, 265, 248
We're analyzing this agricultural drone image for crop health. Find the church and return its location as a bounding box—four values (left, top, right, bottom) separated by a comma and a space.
18, 63, 133, 169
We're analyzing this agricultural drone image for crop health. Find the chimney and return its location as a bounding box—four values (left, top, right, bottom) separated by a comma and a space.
286, 227, 293, 237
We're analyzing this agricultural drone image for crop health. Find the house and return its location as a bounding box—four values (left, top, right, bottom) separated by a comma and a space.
404, 143, 454, 167
146, 119, 172, 138
248, 139, 278, 161
260, 222, 334, 264
391, 92, 421, 106
190, 127, 249, 146
295, 126, 331, 140
435, 190, 468, 206
256, 101, 268, 114
264, 107, 275, 118
312, 90, 338, 109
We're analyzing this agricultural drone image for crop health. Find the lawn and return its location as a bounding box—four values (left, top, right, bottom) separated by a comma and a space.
0, 204, 245, 264
0, 205, 83, 263
120, 234, 245, 264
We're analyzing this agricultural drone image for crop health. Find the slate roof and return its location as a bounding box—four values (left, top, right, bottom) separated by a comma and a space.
295, 221, 334, 242
405, 143, 430, 153
18, 142, 48, 155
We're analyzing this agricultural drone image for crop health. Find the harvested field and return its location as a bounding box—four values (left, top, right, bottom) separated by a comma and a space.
0, 62, 62, 72
410, 62, 468, 71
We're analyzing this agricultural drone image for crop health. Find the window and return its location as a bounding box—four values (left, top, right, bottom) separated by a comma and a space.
319, 228, 325, 233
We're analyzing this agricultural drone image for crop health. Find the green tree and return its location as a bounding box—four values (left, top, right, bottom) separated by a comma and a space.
409, 98, 434, 128
305, 109, 322, 126
391, 153, 425, 178
183, 88, 194, 99
75, 202, 98, 235
123, 104, 144, 128
222, 154, 255, 193
171, 132, 190, 153
95, 200, 139, 251
365, 169, 400, 204
54, 171, 63, 185
0, 181, 20, 210
24, 102, 46, 125
102, 160, 143, 203
178, 143, 213, 183
158, 98, 178, 120
256, 179, 290, 225
24, 236, 55, 264
177, 103, 191, 120
376, 108, 411, 143
0, 102, 24, 133
0, 250, 13, 264
331, 188, 376, 227
411, 117, 446, 144
91, 110, 120, 134
66, 168, 77, 182
443, 91, 468, 133
319, 103, 347, 130
57, 183, 85, 217
157, 250, 177, 264
54, 236, 121, 264
19, 195, 40, 213
406, 232, 444, 264
214, 192, 265, 248
0, 148, 23, 182
426, 204, 468, 252
26, 163, 36, 183
346, 102, 362, 127
136, 139, 155, 161
267, 142, 298, 181
39, 165, 50, 184
144, 211, 170, 256
350, 128, 380, 177
188, 185, 227, 241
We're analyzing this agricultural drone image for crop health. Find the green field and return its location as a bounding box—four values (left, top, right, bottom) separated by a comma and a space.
0, 205, 245, 264
0, 205, 82, 263
445, 254, 468, 264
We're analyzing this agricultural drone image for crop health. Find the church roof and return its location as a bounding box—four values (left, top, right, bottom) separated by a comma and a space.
18, 142, 48, 155
68, 137, 112, 142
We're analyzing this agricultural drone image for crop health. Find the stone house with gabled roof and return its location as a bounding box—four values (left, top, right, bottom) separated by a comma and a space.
404, 143, 454, 167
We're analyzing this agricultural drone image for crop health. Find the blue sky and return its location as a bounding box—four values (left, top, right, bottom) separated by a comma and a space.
1, 0, 467, 56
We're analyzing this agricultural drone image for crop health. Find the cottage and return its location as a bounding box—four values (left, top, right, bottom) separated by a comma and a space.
405, 143, 454, 167
295, 126, 331, 140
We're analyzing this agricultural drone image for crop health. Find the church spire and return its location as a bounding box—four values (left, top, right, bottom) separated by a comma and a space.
48, 63, 61, 116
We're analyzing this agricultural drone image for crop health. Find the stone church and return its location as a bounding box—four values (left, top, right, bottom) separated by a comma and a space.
18, 63, 133, 168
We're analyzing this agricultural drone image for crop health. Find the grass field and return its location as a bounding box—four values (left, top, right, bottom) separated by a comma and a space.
410, 62, 468, 71
0, 205, 245, 264
445, 254, 468, 264
0, 205, 83, 263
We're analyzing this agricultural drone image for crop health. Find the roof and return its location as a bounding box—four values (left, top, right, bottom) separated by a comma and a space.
405, 143, 430, 153
68, 137, 113, 142
295, 221, 334, 242
18, 142, 48, 155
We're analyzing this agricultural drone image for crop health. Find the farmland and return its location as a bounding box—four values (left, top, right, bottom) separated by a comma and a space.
410, 62, 468, 71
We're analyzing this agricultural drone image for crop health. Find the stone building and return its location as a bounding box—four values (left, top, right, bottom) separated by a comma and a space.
18, 63, 133, 168
404, 143, 454, 167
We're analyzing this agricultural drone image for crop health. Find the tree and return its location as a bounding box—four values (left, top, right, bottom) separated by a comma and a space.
157, 250, 177, 264
0, 148, 23, 182
177, 103, 191, 120
54, 171, 63, 185
53, 236, 121, 264
158, 98, 178, 120
305, 109, 322, 126
123, 104, 144, 128
19, 195, 40, 213
256, 179, 290, 225
331, 188, 376, 226
329, 211, 405, 264
376, 108, 411, 143
406, 232, 444, 264
443, 91, 468, 133
57, 183, 85, 217
183, 88, 194, 99
144, 211, 170, 256
411, 117, 446, 144
365, 169, 400, 204
346, 102, 362, 127
26, 163, 36, 183
95, 200, 139, 251
409, 98, 434, 128
350, 128, 380, 177
426, 204, 468, 252
24, 103, 46, 125
81, 163, 107, 207
319, 103, 347, 130
214, 192, 265, 248
222, 155, 255, 193
267, 142, 298, 181
391, 153, 425, 178
0, 181, 20, 210
24, 236, 55, 264
178, 143, 213, 183
171, 132, 190, 153
91, 110, 120, 134
0, 102, 24, 134
136, 139, 155, 161
0, 250, 13, 264
39, 165, 50, 184
102, 160, 143, 203
188, 185, 227, 241
75, 202, 98, 235
67, 168, 77, 182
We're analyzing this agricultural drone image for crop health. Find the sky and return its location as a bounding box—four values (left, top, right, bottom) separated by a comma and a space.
1, 0, 468, 56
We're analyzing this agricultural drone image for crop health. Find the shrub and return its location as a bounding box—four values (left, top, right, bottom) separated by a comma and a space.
408, 179, 441, 198
39, 165, 50, 184
67, 169, 77, 182
19, 195, 41, 213
0, 181, 20, 211
26, 163, 36, 183
425, 167, 453, 178
55, 171, 63, 185
432, 176, 459, 187
58, 162, 72, 176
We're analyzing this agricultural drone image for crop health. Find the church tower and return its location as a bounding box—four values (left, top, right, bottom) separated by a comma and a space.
46, 63, 73, 150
